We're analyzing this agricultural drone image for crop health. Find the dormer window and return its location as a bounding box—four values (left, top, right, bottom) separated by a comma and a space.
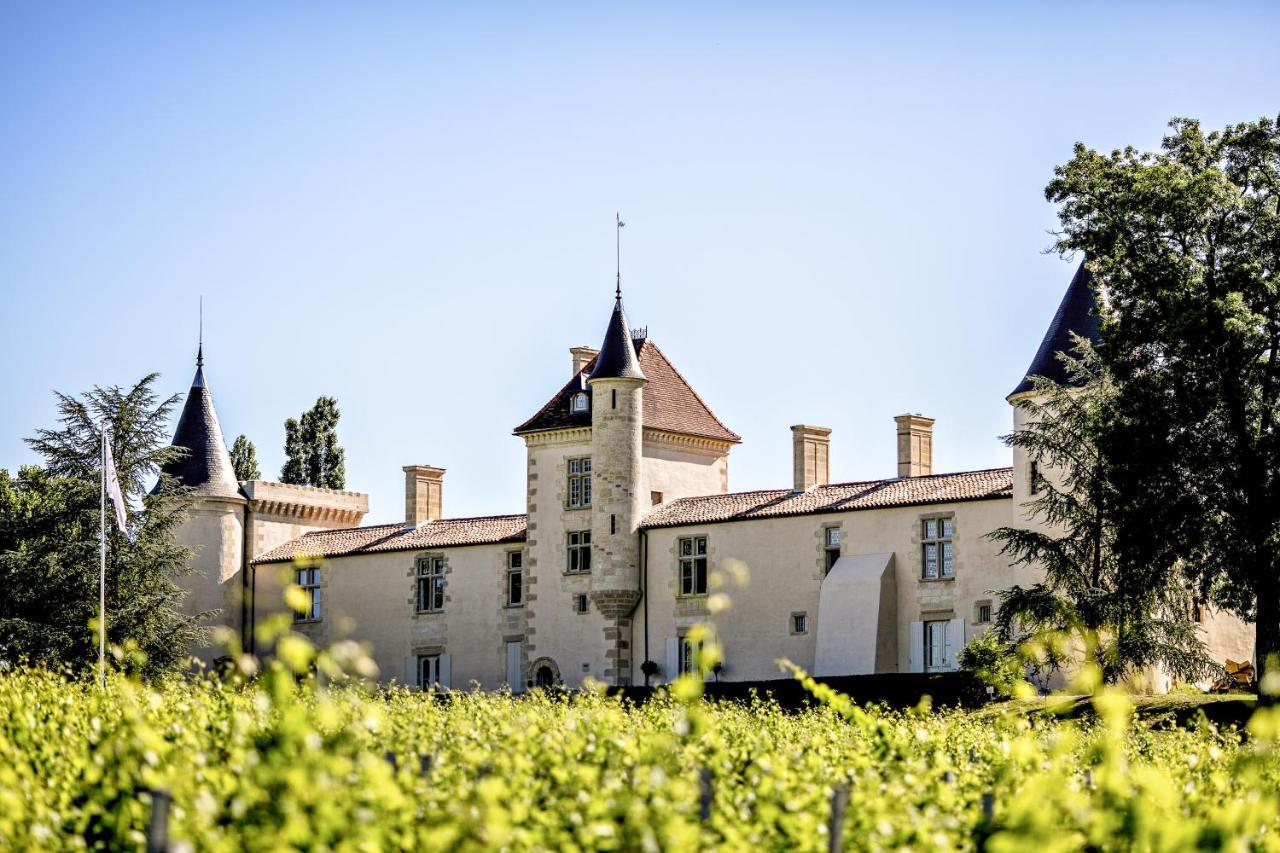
570, 392, 589, 414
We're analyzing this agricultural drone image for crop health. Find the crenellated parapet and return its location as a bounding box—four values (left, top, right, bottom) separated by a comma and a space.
241, 480, 369, 528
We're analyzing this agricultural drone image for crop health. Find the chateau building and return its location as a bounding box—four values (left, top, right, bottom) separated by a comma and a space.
164, 263, 1254, 691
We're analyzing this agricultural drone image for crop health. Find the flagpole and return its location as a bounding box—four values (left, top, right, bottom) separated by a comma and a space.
99, 422, 106, 690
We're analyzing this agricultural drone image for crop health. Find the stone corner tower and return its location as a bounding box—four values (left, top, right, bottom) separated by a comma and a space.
158, 344, 247, 659
586, 291, 646, 685
1007, 260, 1102, 512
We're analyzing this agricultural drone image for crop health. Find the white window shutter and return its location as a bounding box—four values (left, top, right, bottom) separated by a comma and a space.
665, 637, 679, 682
506, 642, 523, 693
439, 654, 452, 689
404, 656, 418, 690
946, 618, 965, 670
908, 621, 924, 673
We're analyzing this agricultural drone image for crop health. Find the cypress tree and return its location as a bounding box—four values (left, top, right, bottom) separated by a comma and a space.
280, 397, 346, 489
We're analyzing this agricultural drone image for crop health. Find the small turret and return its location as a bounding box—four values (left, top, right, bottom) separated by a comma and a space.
1009, 261, 1102, 399
158, 344, 243, 498
162, 345, 247, 662
587, 293, 647, 685
1009, 260, 1103, 512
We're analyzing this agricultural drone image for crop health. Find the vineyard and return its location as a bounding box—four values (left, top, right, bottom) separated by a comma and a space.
2, 640, 1279, 851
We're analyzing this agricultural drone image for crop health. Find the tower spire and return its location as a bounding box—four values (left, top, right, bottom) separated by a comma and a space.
197, 295, 204, 368
615, 212, 625, 300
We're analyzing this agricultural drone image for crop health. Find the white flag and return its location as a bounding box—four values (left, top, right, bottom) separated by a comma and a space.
103, 436, 128, 532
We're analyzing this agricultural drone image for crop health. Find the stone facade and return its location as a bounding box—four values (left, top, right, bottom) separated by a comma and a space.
168, 277, 1255, 692
587, 375, 645, 683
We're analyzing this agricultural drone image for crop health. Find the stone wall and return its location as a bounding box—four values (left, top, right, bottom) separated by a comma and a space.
173, 495, 245, 663
637, 495, 1016, 683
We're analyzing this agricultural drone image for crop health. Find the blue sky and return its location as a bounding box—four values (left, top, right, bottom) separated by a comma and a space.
2, 3, 1277, 523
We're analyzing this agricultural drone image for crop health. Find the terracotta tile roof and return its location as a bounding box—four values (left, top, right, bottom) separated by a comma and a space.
514, 338, 740, 443
253, 514, 527, 564
640, 468, 1013, 529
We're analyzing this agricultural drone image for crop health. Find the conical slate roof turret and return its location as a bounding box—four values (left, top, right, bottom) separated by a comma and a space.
587, 294, 646, 382
1010, 260, 1103, 397
157, 346, 243, 498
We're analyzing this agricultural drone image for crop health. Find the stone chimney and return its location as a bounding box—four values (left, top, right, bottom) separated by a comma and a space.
403, 465, 445, 528
894, 414, 934, 478
791, 425, 831, 491
570, 346, 599, 375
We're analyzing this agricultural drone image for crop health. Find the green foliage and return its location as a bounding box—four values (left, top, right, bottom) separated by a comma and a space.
280, 397, 345, 489
991, 346, 1211, 684
3, 638, 1280, 850
958, 631, 1026, 699
229, 435, 260, 482
0, 375, 202, 676
1046, 115, 1280, 677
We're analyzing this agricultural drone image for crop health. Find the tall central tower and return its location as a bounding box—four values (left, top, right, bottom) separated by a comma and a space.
587, 292, 647, 685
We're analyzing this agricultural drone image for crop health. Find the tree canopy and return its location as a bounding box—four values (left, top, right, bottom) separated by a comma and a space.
280, 397, 346, 490
0, 374, 203, 676
992, 345, 1210, 684
1047, 115, 1280, 677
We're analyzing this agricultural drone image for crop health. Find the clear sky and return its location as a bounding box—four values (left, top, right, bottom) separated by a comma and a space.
2, 2, 1277, 523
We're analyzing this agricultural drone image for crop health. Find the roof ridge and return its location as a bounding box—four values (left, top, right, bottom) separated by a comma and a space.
641, 468, 1012, 529
661, 466, 1015, 505
292, 513, 531, 540
431, 512, 529, 524
638, 339, 741, 442
821, 466, 1016, 487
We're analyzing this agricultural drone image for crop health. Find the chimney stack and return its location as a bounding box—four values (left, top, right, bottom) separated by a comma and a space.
403, 465, 445, 528
570, 346, 599, 375
791, 425, 831, 491
894, 414, 934, 477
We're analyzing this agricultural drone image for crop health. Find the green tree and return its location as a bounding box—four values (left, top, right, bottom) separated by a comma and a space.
230, 435, 260, 481
1046, 116, 1280, 679
280, 397, 346, 489
991, 346, 1210, 684
1, 375, 204, 676
957, 630, 1025, 699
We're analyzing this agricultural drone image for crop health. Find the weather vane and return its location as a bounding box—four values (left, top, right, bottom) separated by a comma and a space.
198, 295, 204, 367
616, 212, 625, 299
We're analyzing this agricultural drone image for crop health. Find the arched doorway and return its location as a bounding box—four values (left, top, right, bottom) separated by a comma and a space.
527, 656, 560, 689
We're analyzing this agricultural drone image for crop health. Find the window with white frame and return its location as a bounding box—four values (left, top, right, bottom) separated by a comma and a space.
921, 517, 954, 579
570, 392, 589, 414
567, 530, 591, 573
416, 555, 445, 612
824, 526, 841, 573
678, 536, 708, 596
418, 653, 443, 688
506, 551, 523, 607
293, 566, 321, 622
678, 635, 703, 674
924, 620, 951, 672
567, 457, 592, 507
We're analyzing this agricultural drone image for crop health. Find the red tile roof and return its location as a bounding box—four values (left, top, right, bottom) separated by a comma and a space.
253, 514, 527, 564
640, 468, 1013, 529
514, 338, 741, 443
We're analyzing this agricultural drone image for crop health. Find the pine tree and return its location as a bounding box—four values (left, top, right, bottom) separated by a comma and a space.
229, 435, 260, 482
280, 397, 346, 489
3, 374, 204, 676
991, 343, 1212, 684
